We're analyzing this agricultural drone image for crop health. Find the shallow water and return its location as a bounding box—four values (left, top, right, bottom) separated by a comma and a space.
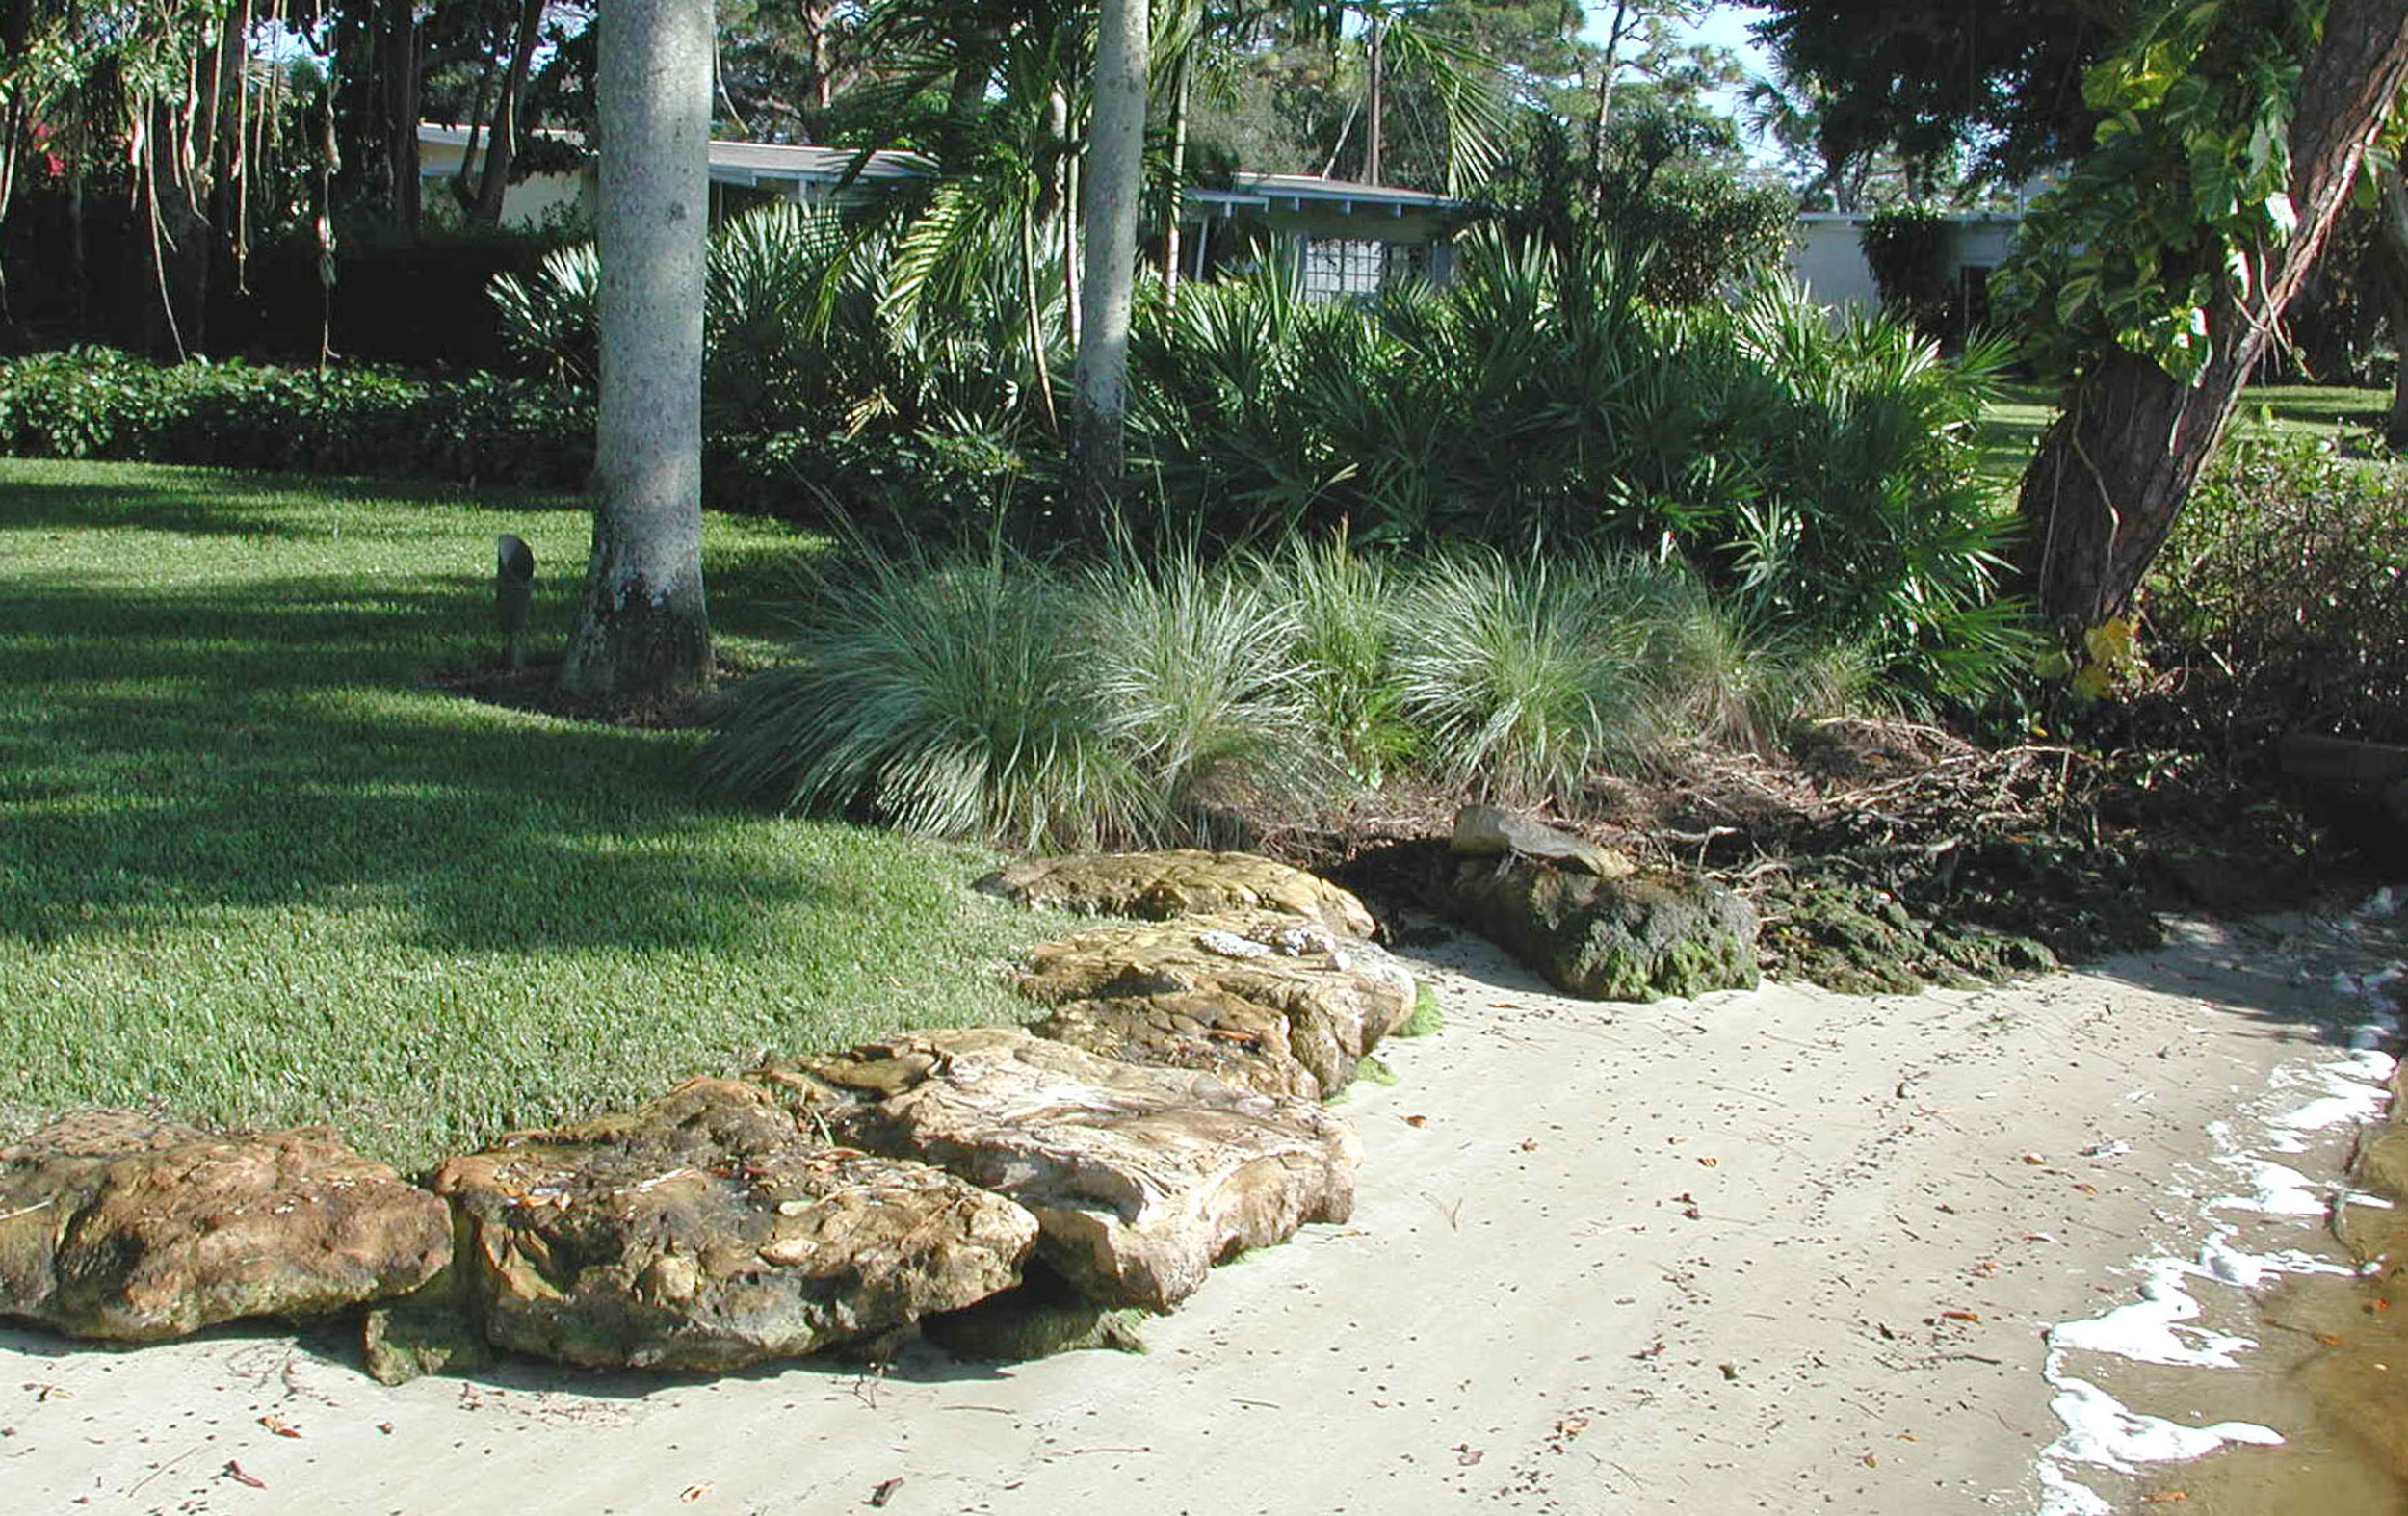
2031, 909, 2408, 1514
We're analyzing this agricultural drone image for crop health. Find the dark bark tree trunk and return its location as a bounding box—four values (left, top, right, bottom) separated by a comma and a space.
561, 0, 713, 708
472, 0, 545, 226
1364, 13, 1384, 185
380, 0, 420, 231
2017, 0, 2408, 637
2375, 161, 2408, 450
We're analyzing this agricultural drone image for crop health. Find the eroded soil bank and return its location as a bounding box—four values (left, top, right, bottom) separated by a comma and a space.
0, 913, 2395, 1515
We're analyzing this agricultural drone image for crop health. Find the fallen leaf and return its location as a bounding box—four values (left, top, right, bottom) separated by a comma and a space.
257, 1414, 301, 1439
869, 1477, 904, 1507
1673, 1192, 1695, 1204
1519, 1138, 1540, 1152
2372, 1298, 2394, 1314
1683, 1205, 1703, 1220
1555, 1416, 1589, 1439
1697, 1157, 1719, 1168
1633, 1342, 1665, 1360
1941, 1310, 1981, 1323
224, 1460, 266, 1490
2316, 1333, 2344, 1347
1667, 1136, 1690, 1145
1970, 1260, 2001, 1278
1402, 1115, 1429, 1129
2073, 1182, 2099, 1195
1454, 1445, 1484, 1467
2020, 1153, 2046, 1165
1876, 1322, 1896, 1341
377, 1423, 394, 1435
679, 1482, 713, 1503
1895, 1431, 1921, 1442
1862, 1452, 1878, 1468
1718, 1363, 1740, 1381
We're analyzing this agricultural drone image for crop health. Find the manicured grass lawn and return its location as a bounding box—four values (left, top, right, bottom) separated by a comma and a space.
0, 460, 1064, 1169
1976, 380, 2395, 496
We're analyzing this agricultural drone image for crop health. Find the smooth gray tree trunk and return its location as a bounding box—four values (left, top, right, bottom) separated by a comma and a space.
561, 0, 714, 706
1070, 0, 1147, 522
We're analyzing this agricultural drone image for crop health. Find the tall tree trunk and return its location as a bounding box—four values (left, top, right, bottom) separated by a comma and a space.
2016, 0, 2408, 638
1070, 0, 1147, 521
561, 0, 713, 706
473, 0, 545, 226
1162, 51, 1189, 304
379, 0, 420, 230
2376, 160, 2408, 450
1364, 14, 1383, 185
1586, 0, 1630, 193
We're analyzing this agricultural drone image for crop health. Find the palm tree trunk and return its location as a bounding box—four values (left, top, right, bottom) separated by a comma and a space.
1071, 0, 1148, 519
562, 0, 714, 706
1162, 52, 1190, 305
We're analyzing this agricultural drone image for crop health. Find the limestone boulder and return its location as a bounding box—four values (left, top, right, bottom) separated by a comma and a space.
1016, 913, 1416, 1098
802, 1029, 1359, 1311
1440, 855, 1759, 1002
978, 849, 1378, 938
432, 1078, 1037, 1372
1449, 805, 1635, 878
0, 1111, 451, 1343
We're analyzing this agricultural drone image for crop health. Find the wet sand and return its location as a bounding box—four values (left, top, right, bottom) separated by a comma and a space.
1, 909, 2397, 1515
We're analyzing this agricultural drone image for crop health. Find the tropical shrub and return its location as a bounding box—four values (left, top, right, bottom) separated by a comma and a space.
2145, 431, 2408, 745
1131, 232, 2030, 707
0, 347, 591, 485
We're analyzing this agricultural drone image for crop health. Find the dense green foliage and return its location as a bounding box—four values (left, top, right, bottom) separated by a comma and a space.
2146, 432, 2408, 744
1997, 0, 2326, 387
0, 348, 592, 486
1135, 232, 2030, 704
1859, 205, 1953, 334
0, 458, 1059, 1166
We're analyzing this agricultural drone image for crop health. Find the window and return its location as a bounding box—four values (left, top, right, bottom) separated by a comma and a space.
1298, 237, 1432, 301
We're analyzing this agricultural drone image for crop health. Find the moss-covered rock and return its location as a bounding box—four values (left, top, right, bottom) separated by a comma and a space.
1437, 857, 1758, 1002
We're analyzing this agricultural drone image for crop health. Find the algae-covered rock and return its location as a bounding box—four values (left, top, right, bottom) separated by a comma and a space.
362, 1276, 492, 1386
1016, 913, 1416, 1098
804, 1028, 1359, 1311
432, 1078, 1037, 1372
0, 1111, 451, 1343
1438, 857, 1758, 1002
978, 850, 1378, 938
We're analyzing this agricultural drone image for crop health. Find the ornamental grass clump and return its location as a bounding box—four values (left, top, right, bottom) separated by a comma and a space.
697, 550, 1154, 849
1080, 549, 1326, 817
1391, 548, 1664, 804
1253, 531, 1418, 785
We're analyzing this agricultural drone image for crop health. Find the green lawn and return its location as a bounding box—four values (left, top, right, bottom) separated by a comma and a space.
0, 460, 1063, 1169
1977, 381, 2395, 495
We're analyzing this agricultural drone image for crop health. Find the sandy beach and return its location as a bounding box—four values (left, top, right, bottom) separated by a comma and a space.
4, 908, 2397, 1516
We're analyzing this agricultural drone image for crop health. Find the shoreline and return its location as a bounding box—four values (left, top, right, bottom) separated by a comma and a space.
2, 910, 2398, 1515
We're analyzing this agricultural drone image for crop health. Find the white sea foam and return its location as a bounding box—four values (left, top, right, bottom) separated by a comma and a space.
2042, 1362, 2283, 1473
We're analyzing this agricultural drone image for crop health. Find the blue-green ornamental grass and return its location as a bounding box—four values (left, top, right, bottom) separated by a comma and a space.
0, 459, 1064, 1168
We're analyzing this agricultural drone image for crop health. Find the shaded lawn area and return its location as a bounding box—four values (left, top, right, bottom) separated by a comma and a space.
0, 459, 1063, 1169
1976, 381, 2396, 497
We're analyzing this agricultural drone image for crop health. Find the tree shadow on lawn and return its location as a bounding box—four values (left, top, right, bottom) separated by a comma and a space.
0, 464, 590, 541
0, 571, 877, 958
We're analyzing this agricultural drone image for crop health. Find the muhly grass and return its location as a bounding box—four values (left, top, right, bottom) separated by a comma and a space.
0, 459, 1069, 1168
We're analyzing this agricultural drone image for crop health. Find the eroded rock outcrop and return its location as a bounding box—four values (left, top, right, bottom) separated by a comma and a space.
1015, 913, 1416, 1098
786, 1029, 1359, 1311
432, 1078, 1038, 1371
1440, 855, 1759, 1002
978, 850, 1378, 939
0, 1111, 452, 1342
